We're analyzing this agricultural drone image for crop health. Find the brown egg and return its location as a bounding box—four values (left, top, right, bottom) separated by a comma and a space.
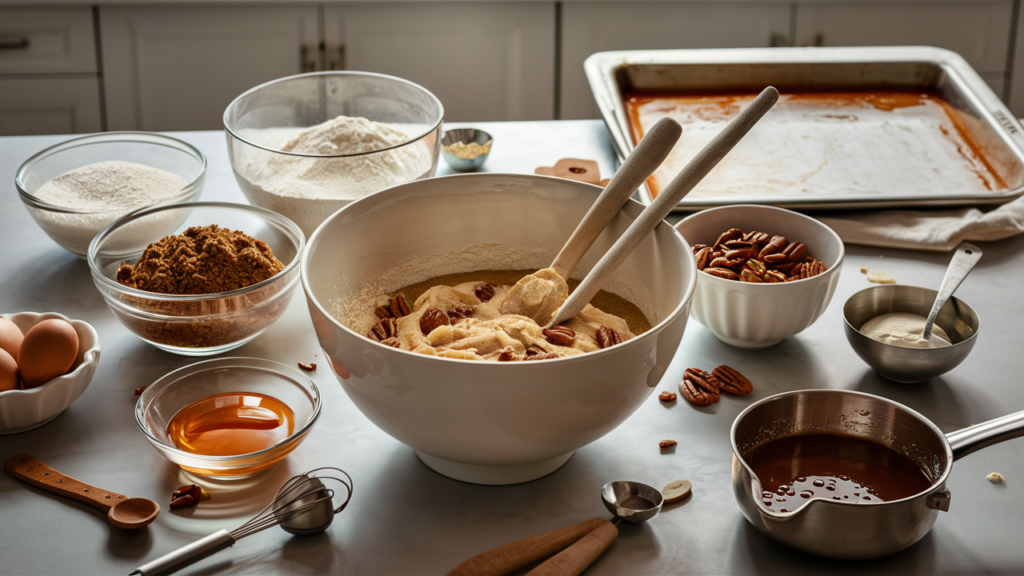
0, 318, 23, 360
0, 348, 18, 392
19, 319, 79, 389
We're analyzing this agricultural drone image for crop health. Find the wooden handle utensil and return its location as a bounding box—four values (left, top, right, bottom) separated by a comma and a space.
447, 517, 606, 576
525, 520, 619, 576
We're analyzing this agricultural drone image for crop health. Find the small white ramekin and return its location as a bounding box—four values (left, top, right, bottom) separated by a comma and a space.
675, 205, 844, 349
0, 312, 101, 434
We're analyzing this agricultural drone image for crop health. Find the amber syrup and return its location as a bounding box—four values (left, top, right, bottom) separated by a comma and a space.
167, 392, 295, 457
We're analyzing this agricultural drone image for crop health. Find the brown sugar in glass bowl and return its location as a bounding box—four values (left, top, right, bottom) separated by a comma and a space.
88, 202, 304, 356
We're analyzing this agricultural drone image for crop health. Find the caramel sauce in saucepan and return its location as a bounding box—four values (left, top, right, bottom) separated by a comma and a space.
743, 434, 934, 513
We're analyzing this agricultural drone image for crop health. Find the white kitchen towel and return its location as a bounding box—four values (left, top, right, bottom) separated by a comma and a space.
815, 194, 1024, 252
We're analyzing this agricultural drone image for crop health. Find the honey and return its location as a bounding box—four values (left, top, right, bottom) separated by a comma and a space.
167, 392, 295, 457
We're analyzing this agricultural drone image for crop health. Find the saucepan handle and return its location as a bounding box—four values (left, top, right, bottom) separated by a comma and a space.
947, 409, 1024, 461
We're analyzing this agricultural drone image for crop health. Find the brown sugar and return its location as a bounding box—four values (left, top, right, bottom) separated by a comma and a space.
116, 225, 285, 295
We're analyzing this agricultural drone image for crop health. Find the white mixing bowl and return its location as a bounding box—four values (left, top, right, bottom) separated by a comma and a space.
675, 205, 844, 349
301, 174, 695, 485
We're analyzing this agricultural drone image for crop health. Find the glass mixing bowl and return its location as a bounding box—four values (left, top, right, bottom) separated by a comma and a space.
224, 71, 444, 238
136, 357, 321, 479
16, 132, 206, 257
88, 202, 304, 356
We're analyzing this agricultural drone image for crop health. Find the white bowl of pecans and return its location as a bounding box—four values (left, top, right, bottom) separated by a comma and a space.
301, 173, 696, 485
675, 205, 844, 349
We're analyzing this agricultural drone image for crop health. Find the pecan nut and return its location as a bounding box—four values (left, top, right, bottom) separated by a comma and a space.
712, 365, 753, 395
381, 337, 401, 349
497, 347, 518, 361
757, 235, 787, 260
703, 267, 739, 280
475, 282, 496, 302
781, 241, 807, 262
524, 352, 560, 361
740, 268, 764, 283
695, 246, 712, 270
375, 306, 393, 319
543, 326, 576, 346
764, 270, 787, 283
658, 391, 677, 402
390, 294, 411, 318
691, 243, 709, 255
368, 317, 398, 341
419, 308, 450, 335
595, 326, 623, 349
659, 440, 678, 450
725, 247, 758, 261
743, 231, 770, 246
710, 256, 746, 269
745, 259, 767, 277
297, 362, 316, 372
447, 305, 476, 323
525, 344, 548, 357
800, 258, 827, 279
679, 368, 721, 406
170, 484, 207, 510
713, 228, 743, 248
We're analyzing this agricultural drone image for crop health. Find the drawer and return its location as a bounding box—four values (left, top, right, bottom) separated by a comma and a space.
0, 78, 102, 136
0, 7, 97, 74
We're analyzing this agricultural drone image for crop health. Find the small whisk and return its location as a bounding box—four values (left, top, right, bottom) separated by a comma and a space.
131, 468, 353, 576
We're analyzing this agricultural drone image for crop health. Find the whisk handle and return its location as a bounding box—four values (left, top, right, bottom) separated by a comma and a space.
129, 530, 235, 576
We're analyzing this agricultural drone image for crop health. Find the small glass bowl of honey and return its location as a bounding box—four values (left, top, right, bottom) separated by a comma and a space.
135, 357, 321, 478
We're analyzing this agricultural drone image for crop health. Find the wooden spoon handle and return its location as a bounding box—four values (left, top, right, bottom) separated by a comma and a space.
4, 453, 125, 513
550, 117, 682, 281
447, 517, 607, 576
548, 87, 779, 327
524, 520, 619, 576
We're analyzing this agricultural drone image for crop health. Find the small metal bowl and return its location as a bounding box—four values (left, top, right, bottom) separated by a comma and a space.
842, 285, 980, 383
441, 129, 493, 171
601, 481, 664, 524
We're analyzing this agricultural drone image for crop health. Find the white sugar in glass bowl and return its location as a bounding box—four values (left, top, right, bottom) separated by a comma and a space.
674, 205, 844, 349
301, 173, 696, 485
224, 71, 443, 238
0, 312, 101, 434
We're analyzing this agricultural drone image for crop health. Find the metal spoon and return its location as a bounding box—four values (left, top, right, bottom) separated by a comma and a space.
5, 454, 160, 530
921, 242, 983, 345
448, 480, 664, 576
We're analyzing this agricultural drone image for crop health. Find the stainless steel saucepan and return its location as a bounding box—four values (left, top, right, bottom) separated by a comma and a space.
731, 390, 1024, 559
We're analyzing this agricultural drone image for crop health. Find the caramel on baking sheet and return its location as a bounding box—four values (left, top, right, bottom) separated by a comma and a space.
625, 90, 1007, 199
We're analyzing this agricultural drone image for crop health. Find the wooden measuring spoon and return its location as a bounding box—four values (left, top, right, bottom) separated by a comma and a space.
546, 86, 780, 328
5, 454, 160, 529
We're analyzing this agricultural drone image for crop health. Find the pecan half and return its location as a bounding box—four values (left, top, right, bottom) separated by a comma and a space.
659, 440, 678, 450
800, 258, 827, 279
543, 326, 575, 346
710, 256, 746, 269
773, 261, 799, 274
691, 243, 709, 255
390, 294, 411, 318
712, 365, 753, 395
781, 241, 807, 262
448, 305, 476, 323
757, 235, 787, 260
680, 368, 721, 406
368, 317, 398, 341
695, 246, 712, 270
595, 326, 623, 349
524, 352, 560, 361
497, 347, 518, 361
170, 495, 195, 510
725, 247, 758, 261
381, 337, 401, 348
740, 268, 764, 283
525, 344, 548, 357
297, 362, 316, 372
764, 270, 787, 283
745, 259, 767, 277
170, 484, 206, 510
723, 240, 755, 250
375, 306, 393, 319
762, 253, 788, 264
713, 228, 743, 248
703, 267, 739, 280
419, 308, 450, 335
475, 283, 496, 302
743, 231, 770, 246
658, 391, 677, 402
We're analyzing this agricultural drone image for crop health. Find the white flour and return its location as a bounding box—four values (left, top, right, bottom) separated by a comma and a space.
30, 160, 188, 255
240, 116, 434, 237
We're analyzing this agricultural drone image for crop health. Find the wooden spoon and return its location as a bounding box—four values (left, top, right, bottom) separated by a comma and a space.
5, 454, 160, 529
546, 86, 780, 328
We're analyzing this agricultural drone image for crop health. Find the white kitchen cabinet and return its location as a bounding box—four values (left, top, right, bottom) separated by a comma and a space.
100, 5, 319, 131
794, 1, 1013, 74
0, 78, 102, 136
560, 1, 791, 120
323, 2, 556, 121
0, 7, 97, 75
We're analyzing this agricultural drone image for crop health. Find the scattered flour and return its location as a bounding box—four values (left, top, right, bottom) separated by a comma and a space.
29, 160, 188, 256
240, 116, 434, 237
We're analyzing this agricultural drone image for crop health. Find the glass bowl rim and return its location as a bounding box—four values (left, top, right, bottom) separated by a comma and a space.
87, 201, 305, 302
15, 131, 208, 215
222, 70, 445, 159
134, 356, 322, 463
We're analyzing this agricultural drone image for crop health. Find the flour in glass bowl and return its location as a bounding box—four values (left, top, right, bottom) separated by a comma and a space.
239, 115, 434, 237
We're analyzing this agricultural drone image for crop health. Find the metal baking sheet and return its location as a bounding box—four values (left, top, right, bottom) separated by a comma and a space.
584, 46, 1024, 210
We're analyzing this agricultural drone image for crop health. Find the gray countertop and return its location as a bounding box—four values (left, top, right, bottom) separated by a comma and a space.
1, 120, 1022, 575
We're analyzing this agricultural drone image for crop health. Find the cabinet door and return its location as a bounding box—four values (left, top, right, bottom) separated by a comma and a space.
560, 1, 791, 119
324, 2, 555, 121
100, 5, 318, 131
794, 1, 1013, 74
0, 78, 101, 135
0, 7, 97, 74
